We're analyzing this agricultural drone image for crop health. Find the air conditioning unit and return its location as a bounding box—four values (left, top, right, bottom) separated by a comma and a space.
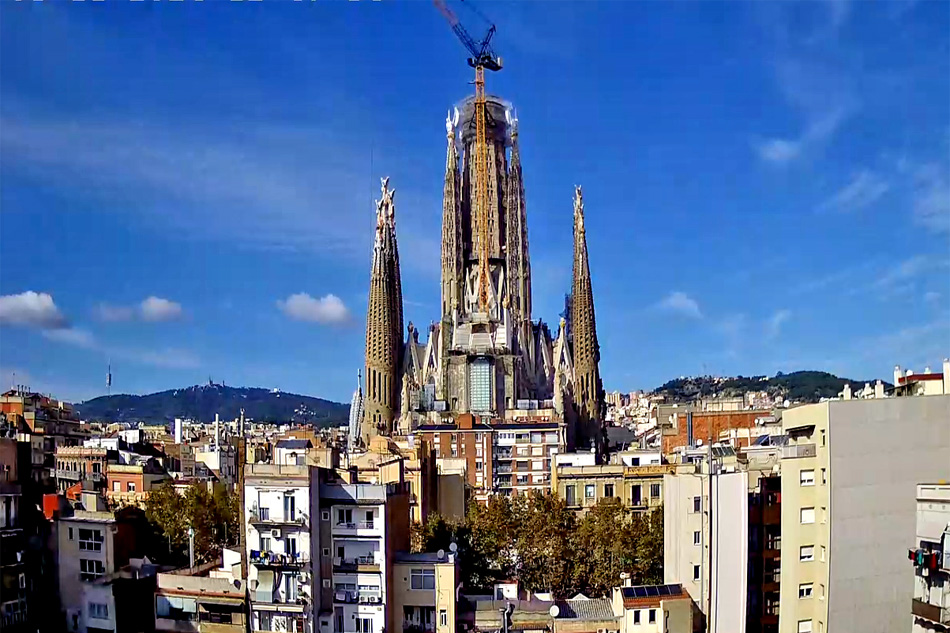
359, 595, 369, 604
271, 529, 281, 538
369, 596, 379, 604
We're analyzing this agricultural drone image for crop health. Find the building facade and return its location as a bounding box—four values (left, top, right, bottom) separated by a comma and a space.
910, 482, 950, 632
553, 464, 672, 513
390, 552, 458, 633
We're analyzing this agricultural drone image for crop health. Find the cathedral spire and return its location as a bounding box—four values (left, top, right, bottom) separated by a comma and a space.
441, 109, 463, 319
569, 185, 605, 455
505, 114, 532, 325
362, 177, 404, 441
348, 370, 364, 447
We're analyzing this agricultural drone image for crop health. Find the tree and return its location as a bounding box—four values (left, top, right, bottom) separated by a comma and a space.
145, 481, 240, 565
513, 491, 576, 597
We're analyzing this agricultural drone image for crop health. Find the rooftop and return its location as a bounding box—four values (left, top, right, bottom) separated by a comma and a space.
275, 439, 312, 450
620, 584, 689, 609
554, 597, 616, 621
395, 552, 456, 564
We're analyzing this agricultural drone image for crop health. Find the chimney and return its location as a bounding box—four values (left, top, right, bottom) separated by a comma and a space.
925, 366, 932, 375
894, 365, 903, 385
874, 380, 885, 399
842, 384, 852, 400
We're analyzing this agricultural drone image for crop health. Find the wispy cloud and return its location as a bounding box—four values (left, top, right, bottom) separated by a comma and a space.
765, 309, 792, 339
95, 296, 183, 323
656, 292, 703, 319
277, 293, 351, 325
43, 328, 97, 349
873, 255, 931, 290
757, 106, 848, 164
817, 170, 890, 213
0, 291, 68, 329
907, 162, 950, 233
40, 324, 200, 369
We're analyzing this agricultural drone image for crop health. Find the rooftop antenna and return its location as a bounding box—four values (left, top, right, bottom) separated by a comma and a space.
106, 360, 112, 396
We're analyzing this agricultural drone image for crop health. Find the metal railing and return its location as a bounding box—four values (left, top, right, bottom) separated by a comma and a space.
248, 510, 308, 527
249, 550, 309, 567
912, 598, 950, 624
335, 521, 376, 530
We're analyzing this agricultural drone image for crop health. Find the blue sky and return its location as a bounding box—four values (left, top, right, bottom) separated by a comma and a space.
1, 0, 948, 404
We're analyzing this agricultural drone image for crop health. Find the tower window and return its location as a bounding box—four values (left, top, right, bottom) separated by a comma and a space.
469, 359, 492, 413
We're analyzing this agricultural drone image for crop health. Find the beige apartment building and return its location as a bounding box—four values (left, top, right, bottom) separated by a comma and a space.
778, 396, 950, 633
390, 552, 458, 633
553, 464, 672, 513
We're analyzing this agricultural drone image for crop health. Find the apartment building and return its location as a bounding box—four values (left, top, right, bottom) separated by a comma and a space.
155, 567, 248, 632
747, 474, 781, 633
390, 552, 458, 633
57, 509, 138, 632
314, 473, 410, 633
416, 416, 494, 502
894, 360, 950, 397
659, 407, 775, 454
347, 435, 437, 523
610, 584, 693, 633
0, 435, 27, 631
56, 447, 113, 492
106, 460, 169, 508
553, 464, 672, 513
778, 396, 950, 633
245, 463, 313, 633
910, 482, 950, 631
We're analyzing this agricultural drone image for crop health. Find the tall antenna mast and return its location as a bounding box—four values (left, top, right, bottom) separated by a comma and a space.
106, 361, 112, 396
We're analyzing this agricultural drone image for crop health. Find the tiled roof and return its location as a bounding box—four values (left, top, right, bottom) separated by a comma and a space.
555, 598, 616, 621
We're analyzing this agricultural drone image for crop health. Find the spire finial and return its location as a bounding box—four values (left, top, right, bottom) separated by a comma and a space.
573, 185, 584, 229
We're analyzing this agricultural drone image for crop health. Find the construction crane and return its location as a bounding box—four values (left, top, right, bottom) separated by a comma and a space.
434, 0, 502, 314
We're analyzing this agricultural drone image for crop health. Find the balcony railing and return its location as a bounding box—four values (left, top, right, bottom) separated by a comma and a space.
333, 555, 380, 571
495, 465, 512, 474
249, 550, 309, 568
912, 598, 950, 624
335, 521, 376, 530
782, 444, 816, 459
248, 510, 308, 528
333, 590, 382, 604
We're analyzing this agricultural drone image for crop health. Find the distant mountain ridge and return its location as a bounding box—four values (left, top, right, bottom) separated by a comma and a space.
76, 383, 349, 427
651, 370, 891, 404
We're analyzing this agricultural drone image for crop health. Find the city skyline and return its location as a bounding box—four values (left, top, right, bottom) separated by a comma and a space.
2, 0, 949, 404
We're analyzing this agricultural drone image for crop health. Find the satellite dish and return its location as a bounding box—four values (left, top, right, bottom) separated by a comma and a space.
437, 549, 446, 560
449, 542, 458, 553
549, 605, 560, 618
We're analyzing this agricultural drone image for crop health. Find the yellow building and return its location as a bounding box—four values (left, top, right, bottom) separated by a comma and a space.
552, 464, 673, 513
390, 552, 458, 633
346, 436, 437, 524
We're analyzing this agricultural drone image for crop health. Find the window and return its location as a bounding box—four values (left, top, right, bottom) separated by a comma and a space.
800, 545, 814, 562
261, 536, 271, 552
284, 495, 296, 521
112, 481, 120, 492
338, 509, 353, 525
357, 618, 373, 633
364, 510, 374, 528
127, 482, 136, 492
565, 485, 577, 507
693, 531, 701, 545
78, 528, 103, 552
469, 359, 492, 413
800, 507, 815, 524
800, 470, 815, 486
410, 568, 435, 590
820, 430, 825, 447
323, 548, 330, 557
648, 609, 656, 624
798, 620, 813, 633
68, 527, 74, 541
156, 595, 198, 621
323, 579, 331, 588
633, 611, 640, 625
820, 546, 826, 562
820, 468, 827, 485
476, 461, 482, 471
80, 559, 105, 582
439, 610, 447, 627
799, 583, 813, 599
259, 507, 270, 521
322, 510, 330, 521
693, 496, 701, 512
604, 484, 614, 498
819, 584, 825, 600
585, 485, 595, 501
650, 483, 660, 498
89, 603, 109, 619
631, 486, 642, 506
693, 565, 700, 581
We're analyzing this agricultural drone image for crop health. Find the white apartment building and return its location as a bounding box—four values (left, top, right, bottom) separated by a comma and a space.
779, 396, 950, 633
910, 482, 950, 632
664, 454, 749, 633
491, 422, 562, 496
57, 511, 123, 633
245, 463, 314, 633
315, 477, 410, 633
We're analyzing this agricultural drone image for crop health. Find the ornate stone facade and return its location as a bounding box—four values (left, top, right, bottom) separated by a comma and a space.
360, 95, 605, 456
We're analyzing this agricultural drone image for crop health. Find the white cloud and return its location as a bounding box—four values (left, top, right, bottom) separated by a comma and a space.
874, 255, 931, 290
94, 303, 135, 322
909, 163, 950, 233
756, 107, 848, 164
817, 171, 890, 213
766, 309, 792, 339
139, 296, 183, 322
42, 328, 97, 349
0, 291, 68, 329
277, 293, 350, 325
757, 139, 802, 163
657, 292, 703, 319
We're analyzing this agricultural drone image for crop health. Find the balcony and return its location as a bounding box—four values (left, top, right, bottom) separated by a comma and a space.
782, 444, 816, 459
333, 555, 381, 572
333, 589, 382, 605
912, 598, 950, 625
494, 465, 512, 474
494, 450, 513, 460
249, 550, 309, 569
248, 510, 308, 529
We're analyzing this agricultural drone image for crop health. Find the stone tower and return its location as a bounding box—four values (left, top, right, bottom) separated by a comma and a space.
362, 177, 404, 442
569, 186, 605, 454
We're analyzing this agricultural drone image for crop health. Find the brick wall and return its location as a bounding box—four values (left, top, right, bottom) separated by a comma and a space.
662, 410, 766, 453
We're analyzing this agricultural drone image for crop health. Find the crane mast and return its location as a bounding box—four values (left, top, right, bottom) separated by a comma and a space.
434, 0, 502, 314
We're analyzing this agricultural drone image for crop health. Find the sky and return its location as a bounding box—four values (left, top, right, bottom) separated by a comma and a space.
1, 0, 948, 405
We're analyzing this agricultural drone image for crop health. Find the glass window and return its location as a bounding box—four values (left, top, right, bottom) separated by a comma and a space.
800, 507, 815, 524
633, 611, 640, 625
800, 470, 815, 486
410, 568, 436, 590
439, 610, 447, 627
693, 496, 701, 512
358, 617, 372, 633
565, 485, 576, 507
821, 468, 827, 485
693, 565, 700, 581
604, 484, 614, 498
820, 546, 826, 562
798, 620, 813, 633
650, 483, 661, 498
80, 559, 105, 582
68, 527, 74, 541
584, 485, 595, 500
648, 609, 656, 624
89, 603, 109, 619
127, 482, 136, 492
799, 583, 813, 599
78, 528, 103, 552
800, 545, 814, 562
693, 531, 700, 545
112, 481, 120, 492
631, 486, 642, 506
469, 359, 492, 413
